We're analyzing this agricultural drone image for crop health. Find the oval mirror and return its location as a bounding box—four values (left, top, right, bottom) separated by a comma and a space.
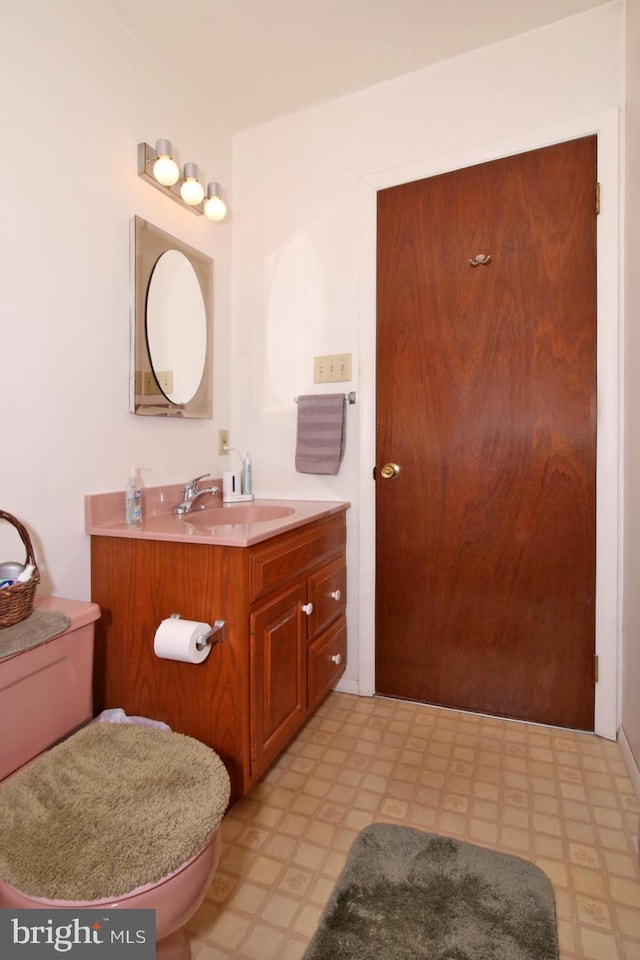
146, 250, 206, 404
131, 217, 213, 418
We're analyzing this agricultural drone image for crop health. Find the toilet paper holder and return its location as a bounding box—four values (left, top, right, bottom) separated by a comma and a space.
168, 613, 226, 650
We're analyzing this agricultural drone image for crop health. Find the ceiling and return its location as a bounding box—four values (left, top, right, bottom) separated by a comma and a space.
102, 0, 611, 133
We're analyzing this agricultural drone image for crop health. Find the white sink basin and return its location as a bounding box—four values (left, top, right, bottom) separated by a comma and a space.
184, 505, 295, 526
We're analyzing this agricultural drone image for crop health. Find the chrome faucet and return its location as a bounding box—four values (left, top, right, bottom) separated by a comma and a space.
174, 475, 220, 515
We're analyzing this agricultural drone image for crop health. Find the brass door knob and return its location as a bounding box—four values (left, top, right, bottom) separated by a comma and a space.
380, 462, 400, 480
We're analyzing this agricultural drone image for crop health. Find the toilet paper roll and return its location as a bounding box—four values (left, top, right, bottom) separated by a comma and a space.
153, 617, 213, 664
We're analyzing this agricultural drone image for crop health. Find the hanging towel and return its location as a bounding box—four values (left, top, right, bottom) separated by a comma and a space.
295, 394, 346, 475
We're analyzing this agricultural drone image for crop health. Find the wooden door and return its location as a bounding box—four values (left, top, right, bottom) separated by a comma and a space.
375, 137, 597, 730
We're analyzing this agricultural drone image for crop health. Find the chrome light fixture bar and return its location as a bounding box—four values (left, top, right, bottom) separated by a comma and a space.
137, 141, 227, 221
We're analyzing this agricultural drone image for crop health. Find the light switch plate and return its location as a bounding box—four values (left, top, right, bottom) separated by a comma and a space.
143, 370, 173, 396
314, 353, 352, 383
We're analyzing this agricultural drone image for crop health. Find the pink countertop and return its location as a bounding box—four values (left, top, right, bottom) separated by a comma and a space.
85, 483, 349, 548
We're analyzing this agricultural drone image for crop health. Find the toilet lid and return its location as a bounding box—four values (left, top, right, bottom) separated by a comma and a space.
0, 722, 230, 901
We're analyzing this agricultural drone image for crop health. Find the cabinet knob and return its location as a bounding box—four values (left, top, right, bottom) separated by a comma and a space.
330, 589, 342, 601
302, 602, 314, 616
331, 653, 342, 665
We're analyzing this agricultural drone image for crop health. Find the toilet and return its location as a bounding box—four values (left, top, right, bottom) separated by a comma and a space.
0, 596, 230, 960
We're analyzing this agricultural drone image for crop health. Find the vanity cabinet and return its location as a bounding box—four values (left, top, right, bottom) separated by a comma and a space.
90, 511, 347, 800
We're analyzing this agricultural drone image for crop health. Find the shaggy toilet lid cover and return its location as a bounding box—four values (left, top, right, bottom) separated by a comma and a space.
0, 722, 230, 900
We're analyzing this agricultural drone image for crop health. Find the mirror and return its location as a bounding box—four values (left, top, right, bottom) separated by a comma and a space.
131, 216, 213, 417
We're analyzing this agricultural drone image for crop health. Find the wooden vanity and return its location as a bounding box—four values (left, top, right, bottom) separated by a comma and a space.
88, 492, 348, 800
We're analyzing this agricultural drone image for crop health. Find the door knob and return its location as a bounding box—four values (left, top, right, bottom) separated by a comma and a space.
302, 602, 314, 616
331, 654, 342, 665
330, 589, 342, 601
380, 462, 400, 480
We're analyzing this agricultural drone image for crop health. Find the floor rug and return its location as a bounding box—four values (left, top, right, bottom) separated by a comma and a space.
303, 823, 559, 960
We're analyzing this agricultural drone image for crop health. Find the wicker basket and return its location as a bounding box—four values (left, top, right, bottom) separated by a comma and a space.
0, 510, 40, 628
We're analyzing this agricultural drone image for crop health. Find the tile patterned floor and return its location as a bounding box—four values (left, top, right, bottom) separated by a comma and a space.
187, 692, 640, 960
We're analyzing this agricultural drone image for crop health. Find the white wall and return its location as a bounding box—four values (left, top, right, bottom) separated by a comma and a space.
0, 0, 233, 598
231, 3, 625, 699
621, 1, 640, 782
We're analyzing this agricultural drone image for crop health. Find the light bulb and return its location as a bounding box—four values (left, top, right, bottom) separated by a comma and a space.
181, 179, 204, 205
180, 162, 204, 205
152, 140, 179, 186
204, 196, 227, 221
153, 156, 179, 186
204, 184, 227, 222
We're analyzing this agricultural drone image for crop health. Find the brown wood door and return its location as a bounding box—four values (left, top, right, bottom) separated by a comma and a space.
375, 137, 597, 730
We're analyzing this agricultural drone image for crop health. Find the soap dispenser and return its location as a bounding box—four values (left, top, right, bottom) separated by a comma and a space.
125, 467, 143, 525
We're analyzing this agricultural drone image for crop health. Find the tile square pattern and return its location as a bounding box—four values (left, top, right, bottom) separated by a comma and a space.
187, 693, 640, 960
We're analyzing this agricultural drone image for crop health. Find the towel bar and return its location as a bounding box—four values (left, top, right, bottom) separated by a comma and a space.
294, 392, 356, 404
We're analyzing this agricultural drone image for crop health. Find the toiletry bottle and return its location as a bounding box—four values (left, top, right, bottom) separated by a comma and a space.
125, 468, 143, 525
241, 453, 252, 497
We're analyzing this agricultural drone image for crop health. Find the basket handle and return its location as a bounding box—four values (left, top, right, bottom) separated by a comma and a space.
0, 510, 37, 567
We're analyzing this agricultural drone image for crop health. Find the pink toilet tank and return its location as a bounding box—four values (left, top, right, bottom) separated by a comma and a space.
0, 596, 99, 781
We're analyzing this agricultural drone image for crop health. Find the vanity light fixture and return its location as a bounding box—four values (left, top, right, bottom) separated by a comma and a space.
137, 140, 228, 221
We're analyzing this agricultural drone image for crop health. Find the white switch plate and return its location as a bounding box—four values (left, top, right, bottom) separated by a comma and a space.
314, 353, 352, 383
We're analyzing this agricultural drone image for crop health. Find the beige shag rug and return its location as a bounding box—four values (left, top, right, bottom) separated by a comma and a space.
0, 609, 71, 661
0, 721, 230, 901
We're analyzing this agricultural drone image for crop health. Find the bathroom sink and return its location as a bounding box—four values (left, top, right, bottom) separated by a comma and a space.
184, 505, 295, 526
86, 487, 349, 547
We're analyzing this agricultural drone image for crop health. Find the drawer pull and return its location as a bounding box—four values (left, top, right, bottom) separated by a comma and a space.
331, 653, 342, 665
302, 602, 314, 616
330, 589, 342, 601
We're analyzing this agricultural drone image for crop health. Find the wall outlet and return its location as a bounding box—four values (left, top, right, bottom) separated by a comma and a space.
219, 429, 229, 455
314, 353, 352, 383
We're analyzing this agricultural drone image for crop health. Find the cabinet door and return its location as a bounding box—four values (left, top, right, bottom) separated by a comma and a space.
306, 557, 346, 640
250, 583, 306, 778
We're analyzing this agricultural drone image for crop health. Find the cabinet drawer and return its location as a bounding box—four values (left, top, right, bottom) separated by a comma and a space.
250, 515, 345, 602
308, 616, 346, 712
307, 557, 346, 640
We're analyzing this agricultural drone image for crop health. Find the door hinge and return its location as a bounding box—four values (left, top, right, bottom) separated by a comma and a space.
594, 654, 599, 683
596, 182, 600, 215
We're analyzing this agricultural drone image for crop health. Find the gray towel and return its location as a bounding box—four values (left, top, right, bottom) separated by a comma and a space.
295, 394, 346, 475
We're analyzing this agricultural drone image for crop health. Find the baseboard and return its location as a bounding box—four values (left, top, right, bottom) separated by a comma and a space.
618, 725, 640, 803
334, 676, 359, 696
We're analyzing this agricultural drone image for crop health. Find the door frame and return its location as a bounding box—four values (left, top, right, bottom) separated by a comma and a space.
356, 108, 622, 739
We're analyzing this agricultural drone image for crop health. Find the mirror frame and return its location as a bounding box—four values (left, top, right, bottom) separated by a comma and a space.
131, 216, 213, 418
